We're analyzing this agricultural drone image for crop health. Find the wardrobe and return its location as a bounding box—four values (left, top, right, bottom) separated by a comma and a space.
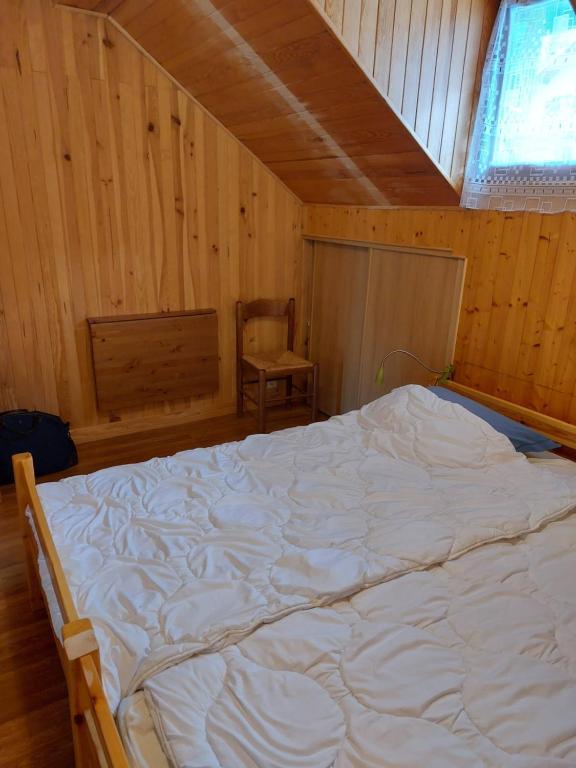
307, 239, 465, 415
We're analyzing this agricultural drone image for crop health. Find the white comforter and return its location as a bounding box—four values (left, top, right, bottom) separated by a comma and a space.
141, 509, 576, 768
37, 386, 575, 710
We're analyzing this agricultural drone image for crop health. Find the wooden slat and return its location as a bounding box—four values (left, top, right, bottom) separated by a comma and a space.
358, 0, 379, 72
304, 206, 576, 426
309, 241, 370, 414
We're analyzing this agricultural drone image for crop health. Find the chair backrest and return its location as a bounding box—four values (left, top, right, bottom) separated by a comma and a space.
236, 298, 295, 359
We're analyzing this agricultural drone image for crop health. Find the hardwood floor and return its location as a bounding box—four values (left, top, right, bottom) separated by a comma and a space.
0, 407, 315, 767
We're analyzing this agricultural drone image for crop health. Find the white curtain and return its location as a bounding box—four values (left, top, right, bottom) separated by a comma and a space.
462, 0, 576, 213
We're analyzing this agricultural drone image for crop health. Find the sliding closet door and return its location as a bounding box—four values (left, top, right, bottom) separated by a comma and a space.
309, 241, 369, 415
308, 238, 465, 415
358, 248, 464, 406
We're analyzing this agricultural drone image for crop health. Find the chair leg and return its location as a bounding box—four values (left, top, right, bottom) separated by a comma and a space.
311, 364, 319, 423
258, 370, 266, 433
285, 375, 293, 408
236, 361, 244, 416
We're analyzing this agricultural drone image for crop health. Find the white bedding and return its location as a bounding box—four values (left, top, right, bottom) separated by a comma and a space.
137, 510, 576, 767
36, 386, 576, 712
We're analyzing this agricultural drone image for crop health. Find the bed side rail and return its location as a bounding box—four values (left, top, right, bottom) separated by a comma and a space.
13, 451, 79, 622
12, 453, 129, 768
445, 382, 576, 450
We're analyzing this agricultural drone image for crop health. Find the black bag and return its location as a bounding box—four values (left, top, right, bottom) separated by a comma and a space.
0, 410, 78, 485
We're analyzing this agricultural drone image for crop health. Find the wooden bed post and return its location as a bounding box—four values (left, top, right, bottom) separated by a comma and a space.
62, 618, 130, 768
13, 453, 44, 612
63, 619, 101, 768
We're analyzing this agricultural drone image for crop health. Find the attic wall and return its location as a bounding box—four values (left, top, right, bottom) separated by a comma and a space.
0, 1, 304, 439
304, 205, 576, 424
313, 0, 499, 189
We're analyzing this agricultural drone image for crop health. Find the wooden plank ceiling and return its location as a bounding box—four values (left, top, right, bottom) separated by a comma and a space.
312, 0, 500, 191
55, 0, 460, 205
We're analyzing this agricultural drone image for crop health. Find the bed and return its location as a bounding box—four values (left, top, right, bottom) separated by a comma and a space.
13, 384, 576, 767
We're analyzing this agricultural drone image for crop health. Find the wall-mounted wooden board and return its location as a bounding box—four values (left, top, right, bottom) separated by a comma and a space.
88, 310, 219, 411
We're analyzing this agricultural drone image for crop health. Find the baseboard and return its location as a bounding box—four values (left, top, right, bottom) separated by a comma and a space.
70, 403, 236, 444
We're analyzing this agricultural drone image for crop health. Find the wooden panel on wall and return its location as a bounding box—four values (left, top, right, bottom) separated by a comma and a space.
0, 0, 304, 439
61, 0, 460, 207
313, 0, 499, 189
88, 310, 219, 410
309, 241, 370, 413
358, 248, 464, 405
304, 206, 576, 424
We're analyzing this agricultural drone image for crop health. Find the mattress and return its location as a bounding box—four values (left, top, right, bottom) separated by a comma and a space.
35, 386, 576, 712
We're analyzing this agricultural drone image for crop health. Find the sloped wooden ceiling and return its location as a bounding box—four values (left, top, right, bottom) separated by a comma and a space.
313, 0, 500, 191
55, 0, 462, 205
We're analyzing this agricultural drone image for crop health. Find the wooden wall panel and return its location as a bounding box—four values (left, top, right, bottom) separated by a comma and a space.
312, 0, 499, 189
304, 206, 576, 424
309, 241, 370, 413
357, 247, 464, 406
0, 0, 304, 440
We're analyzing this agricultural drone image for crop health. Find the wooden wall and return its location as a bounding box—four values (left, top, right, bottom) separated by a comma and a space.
304, 206, 576, 424
0, 1, 304, 439
312, 0, 499, 188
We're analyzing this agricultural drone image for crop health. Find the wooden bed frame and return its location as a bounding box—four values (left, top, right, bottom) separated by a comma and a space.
444, 382, 576, 451
12, 386, 576, 767
13, 454, 129, 768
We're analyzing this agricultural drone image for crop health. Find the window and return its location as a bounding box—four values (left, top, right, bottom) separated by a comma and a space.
462, 0, 576, 212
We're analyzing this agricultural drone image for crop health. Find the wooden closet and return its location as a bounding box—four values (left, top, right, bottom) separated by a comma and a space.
308, 239, 465, 415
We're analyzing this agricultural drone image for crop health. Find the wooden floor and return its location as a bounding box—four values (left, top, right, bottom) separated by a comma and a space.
0, 407, 315, 767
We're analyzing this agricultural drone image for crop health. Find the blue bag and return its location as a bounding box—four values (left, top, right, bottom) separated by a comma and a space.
0, 410, 78, 485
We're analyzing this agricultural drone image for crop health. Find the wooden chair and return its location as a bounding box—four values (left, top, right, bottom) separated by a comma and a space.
236, 298, 318, 433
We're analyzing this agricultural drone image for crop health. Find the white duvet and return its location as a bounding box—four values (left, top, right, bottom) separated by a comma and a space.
37, 386, 576, 712
140, 510, 576, 768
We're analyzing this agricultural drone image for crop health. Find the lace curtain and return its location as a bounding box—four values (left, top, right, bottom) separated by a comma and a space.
461, 0, 576, 213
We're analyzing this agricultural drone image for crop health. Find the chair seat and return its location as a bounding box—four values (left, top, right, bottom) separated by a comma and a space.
242, 350, 313, 372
